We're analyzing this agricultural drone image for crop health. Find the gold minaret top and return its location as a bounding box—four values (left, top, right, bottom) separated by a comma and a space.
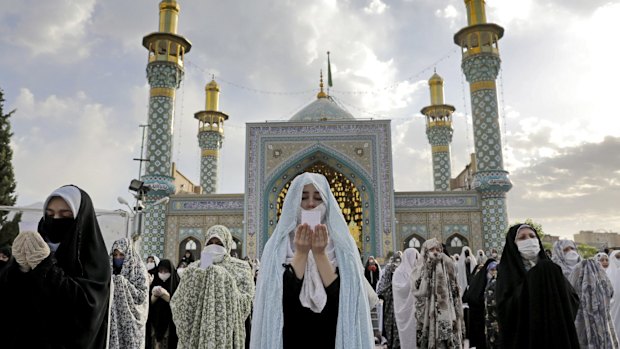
428, 73, 445, 105
464, 0, 488, 26
159, 0, 180, 34
317, 70, 328, 99
205, 78, 220, 111
142, 0, 192, 67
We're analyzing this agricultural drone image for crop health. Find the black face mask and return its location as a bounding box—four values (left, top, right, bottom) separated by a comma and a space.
43, 217, 76, 243
465, 250, 470, 257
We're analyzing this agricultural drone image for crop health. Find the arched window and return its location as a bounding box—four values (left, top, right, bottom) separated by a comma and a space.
446, 234, 469, 256
450, 236, 463, 247
185, 240, 197, 251
403, 234, 425, 251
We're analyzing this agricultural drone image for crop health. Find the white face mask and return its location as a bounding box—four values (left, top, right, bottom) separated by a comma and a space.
146, 262, 155, 270
158, 272, 171, 282
176, 267, 185, 276
297, 203, 327, 224
204, 243, 227, 264
564, 250, 580, 266
516, 239, 540, 260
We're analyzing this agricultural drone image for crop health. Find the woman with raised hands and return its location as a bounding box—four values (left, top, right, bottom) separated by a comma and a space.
250, 172, 374, 349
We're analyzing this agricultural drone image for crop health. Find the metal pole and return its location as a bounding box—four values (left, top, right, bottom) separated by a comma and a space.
137, 124, 149, 180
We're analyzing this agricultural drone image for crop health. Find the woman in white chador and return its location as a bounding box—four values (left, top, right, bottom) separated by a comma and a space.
392, 247, 421, 349
250, 172, 374, 349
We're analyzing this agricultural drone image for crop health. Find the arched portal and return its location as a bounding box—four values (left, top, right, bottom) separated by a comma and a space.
231, 236, 242, 258
276, 161, 364, 249
263, 150, 376, 256
178, 236, 201, 266
446, 234, 469, 256
403, 234, 425, 251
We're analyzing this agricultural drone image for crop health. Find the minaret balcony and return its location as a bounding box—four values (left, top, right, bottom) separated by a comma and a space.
454, 23, 503, 58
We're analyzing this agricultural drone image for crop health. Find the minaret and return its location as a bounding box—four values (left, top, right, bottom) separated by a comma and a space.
420, 72, 455, 191
454, 0, 512, 250
140, 0, 191, 258
194, 78, 228, 193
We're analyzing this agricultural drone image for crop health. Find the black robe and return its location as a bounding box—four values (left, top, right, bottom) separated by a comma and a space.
0, 186, 111, 349
496, 223, 580, 349
462, 258, 497, 349
147, 259, 180, 349
282, 264, 340, 349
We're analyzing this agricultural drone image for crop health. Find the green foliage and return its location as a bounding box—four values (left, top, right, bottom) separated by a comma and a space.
0, 88, 20, 246
577, 243, 599, 259
513, 218, 545, 238
0, 212, 21, 248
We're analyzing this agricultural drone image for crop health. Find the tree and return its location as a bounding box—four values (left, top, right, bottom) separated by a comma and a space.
0, 88, 20, 247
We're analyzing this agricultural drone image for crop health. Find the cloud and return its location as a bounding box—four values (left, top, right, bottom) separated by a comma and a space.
10, 88, 140, 209
364, 0, 389, 14
508, 136, 620, 237
0, 0, 96, 58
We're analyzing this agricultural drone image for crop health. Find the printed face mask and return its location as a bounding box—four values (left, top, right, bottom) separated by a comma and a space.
113, 258, 124, 268
516, 238, 540, 260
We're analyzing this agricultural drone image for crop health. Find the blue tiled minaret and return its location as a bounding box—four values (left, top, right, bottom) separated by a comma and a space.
454, 0, 512, 250
140, 0, 191, 257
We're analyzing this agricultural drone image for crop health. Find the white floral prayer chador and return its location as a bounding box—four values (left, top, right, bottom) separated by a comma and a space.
108, 238, 150, 349
170, 225, 255, 349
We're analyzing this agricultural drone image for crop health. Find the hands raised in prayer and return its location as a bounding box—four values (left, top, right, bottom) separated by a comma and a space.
294, 223, 329, 255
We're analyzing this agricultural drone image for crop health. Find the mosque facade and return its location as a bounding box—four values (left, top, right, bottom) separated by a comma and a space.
138, 0, 512, 263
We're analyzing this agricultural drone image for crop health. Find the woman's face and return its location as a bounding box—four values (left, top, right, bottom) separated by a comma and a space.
515, 227, 537, 241
207, 237, 223, 247
45, 197, 74, 219
113, 250, 125, 259
600, 256, 610, 269
563, 245, 576, 254
301, 184, 322, 210
147, 257, 155, 263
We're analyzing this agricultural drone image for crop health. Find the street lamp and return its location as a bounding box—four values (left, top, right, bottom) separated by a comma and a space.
119, 179, 169, 241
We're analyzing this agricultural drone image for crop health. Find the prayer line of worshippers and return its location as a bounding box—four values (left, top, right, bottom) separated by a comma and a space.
1, 177, 620, 348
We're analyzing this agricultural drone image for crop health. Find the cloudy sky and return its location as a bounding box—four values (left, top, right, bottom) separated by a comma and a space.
1, 0, 619, 239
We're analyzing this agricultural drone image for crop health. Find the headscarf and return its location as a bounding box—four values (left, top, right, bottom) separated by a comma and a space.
412, 238, 464, 349
149, 259, 180, 344
392, 248, 420, 349
457, 245, 477, 297
569, 259, 619, 348
551, 239, 582, 278
610, 250, 620, 269
250, 172, 374, 349
496, 223, 579, 349
41, 185, 111, 348
108, 238, 149, 349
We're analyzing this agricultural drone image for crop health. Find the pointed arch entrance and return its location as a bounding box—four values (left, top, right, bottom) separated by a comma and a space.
263, 150, 376, 256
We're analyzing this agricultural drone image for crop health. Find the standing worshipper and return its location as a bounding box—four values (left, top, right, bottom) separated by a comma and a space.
377, 253, 402, 349
392, 248, 421, 349
496, 223, 580, 349
457, 246, 477, 297
109, 238, 150, 349
365, 255, 381, 290
0, 185, 111, 348
462, 258, 497, 349
170, 225, 255, 348
412, 238, 464, 349
569, 255, 619, 348
551, 239, 582, 278
476, 249, 488, 266
250, 172, 374, 349
148, 259, 180, 349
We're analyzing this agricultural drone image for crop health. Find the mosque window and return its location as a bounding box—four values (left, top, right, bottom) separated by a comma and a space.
185, 240, 197, 250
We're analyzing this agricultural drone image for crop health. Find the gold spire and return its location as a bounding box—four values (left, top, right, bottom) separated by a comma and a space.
464, 0, 488, 26
205, 75, 220, 111
317, 70, 328, 99
429, 72, 445, 105
158, 0, 180, 34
